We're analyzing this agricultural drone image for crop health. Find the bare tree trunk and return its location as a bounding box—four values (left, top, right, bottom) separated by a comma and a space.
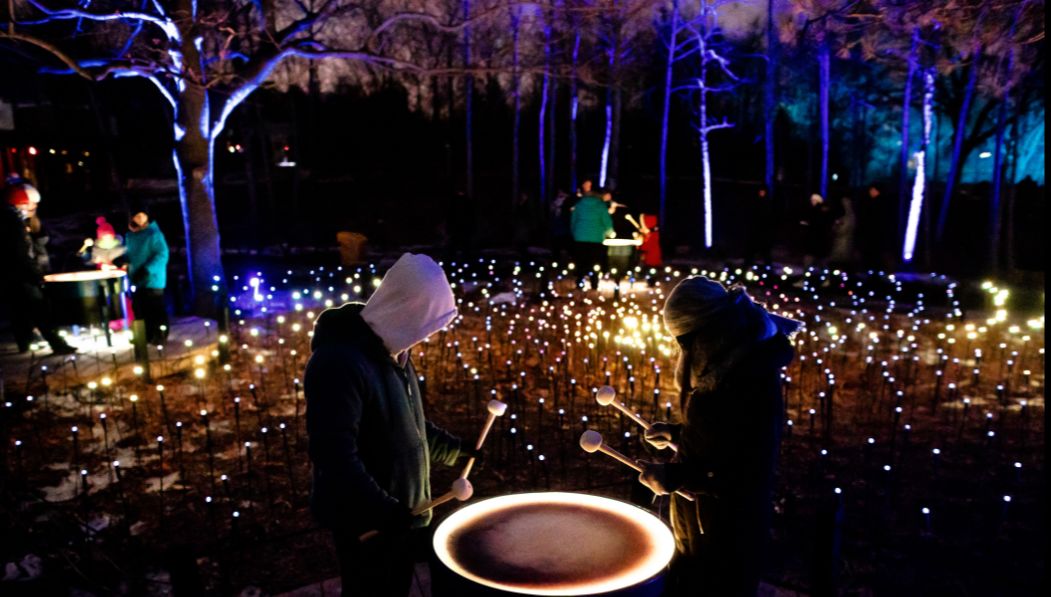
898, 28, 920, 250
903, 69, 933, 263
659, 0, 680, 228
989, 95, 1008, 274
463, 0, 474, 200
175, 88, 225, 315
763, 0, 777, 202
511, 9, 521, 209
818, 37, 830, 199
86, 85, 128, 214
937, 55, 978, 240
539, 1, 553, 206
570, 31, 581, 193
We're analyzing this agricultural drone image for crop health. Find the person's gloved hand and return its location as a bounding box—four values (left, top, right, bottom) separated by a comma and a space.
643, 422, 678, 450
638, 460, 675, 496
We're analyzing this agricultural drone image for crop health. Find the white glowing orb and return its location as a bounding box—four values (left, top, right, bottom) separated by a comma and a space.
433, 492, 674, 596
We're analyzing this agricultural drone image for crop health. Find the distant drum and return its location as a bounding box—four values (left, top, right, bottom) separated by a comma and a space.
432, 492, 674, 596
43, 269, 128, 327
603, 238, 642, 275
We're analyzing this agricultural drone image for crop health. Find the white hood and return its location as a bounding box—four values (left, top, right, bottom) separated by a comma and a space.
361, 253, 458, 357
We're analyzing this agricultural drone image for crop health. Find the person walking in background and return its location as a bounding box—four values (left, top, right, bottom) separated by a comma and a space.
1, 180, 76, 355
570, 187, 614, 290
125, 205, 170, 346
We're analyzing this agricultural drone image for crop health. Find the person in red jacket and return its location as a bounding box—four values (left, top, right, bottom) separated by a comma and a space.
636, 213, 663, 268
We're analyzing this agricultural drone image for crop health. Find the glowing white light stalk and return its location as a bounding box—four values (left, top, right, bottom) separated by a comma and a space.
903, 70, 934, 262
599, 103, 613, 188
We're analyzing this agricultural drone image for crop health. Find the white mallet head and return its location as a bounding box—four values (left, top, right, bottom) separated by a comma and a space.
580, 430, 604, 453
452, 477, 474, 501
596, 386, 617, 406
487, 399, 508, 417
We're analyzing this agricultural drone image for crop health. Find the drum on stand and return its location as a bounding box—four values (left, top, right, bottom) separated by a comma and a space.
603, 239, 642, 278
43, 269, 129, 345
431, 492, 675, 596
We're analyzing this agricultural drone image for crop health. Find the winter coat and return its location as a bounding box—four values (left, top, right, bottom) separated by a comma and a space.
304, 303, 464, 536
0, 204, 42, 285
125, 221, 169, 290
638, 214, 663, 267
570, 195, 614, 244
665, 334, 793, 596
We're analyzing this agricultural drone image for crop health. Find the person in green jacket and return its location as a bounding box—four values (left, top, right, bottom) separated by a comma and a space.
305, 253, 479, 596
125, 207, 169, 345
570, 187, 614, 289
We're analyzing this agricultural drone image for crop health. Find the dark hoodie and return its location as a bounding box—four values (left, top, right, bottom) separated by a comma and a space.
665, 334, 794, 596
304, 303, 463, 535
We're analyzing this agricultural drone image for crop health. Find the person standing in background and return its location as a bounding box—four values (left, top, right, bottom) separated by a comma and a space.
636, 214, 663, 268
1, 180, 76, 354
570, 188, 614, 290
125, 206, 170, 346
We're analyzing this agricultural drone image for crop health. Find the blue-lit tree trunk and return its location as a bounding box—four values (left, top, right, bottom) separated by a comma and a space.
539, 1, 553, 206
693, 6, 736, 250
817, 37, 830, 199
936, 54, 979, 241
599, 0, 621, 189
569, 30, 581, 193
511, 8, 522, 209
763, 0, 778, 203
898, 28, 920, 250
658, 0, 681, 230
902, 69, 933, 263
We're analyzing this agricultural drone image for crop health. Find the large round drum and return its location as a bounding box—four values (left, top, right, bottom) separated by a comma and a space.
43, 270, 129, 327
432, 492, 675, 596
603, 239, 641, 275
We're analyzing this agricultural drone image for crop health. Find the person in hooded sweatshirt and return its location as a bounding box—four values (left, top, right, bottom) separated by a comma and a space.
637, 276, 799, 596
304, 253, 478, 597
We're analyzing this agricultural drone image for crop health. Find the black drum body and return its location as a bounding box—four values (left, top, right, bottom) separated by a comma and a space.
43, 270, 129, 327
604, 240, 641, 275
431, 492, 673, 597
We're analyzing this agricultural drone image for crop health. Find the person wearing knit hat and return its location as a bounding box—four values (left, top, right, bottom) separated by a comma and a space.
304, 253, 478, 596
0, 181, 75, 355
637, 275, 799, 596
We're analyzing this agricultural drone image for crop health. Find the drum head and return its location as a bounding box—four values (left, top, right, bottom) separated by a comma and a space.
433, 492, 674, 596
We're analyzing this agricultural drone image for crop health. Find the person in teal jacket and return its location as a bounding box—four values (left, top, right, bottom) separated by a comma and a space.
570, 190, 614, 289
125, 207, 169, 345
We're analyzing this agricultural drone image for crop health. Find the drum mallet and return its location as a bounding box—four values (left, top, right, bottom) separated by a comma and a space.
413, 477, 474, 516
579, 430, 694, 501
460, 399, 508, 479
595, 386, 678, 452
359, 478, 474, 543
